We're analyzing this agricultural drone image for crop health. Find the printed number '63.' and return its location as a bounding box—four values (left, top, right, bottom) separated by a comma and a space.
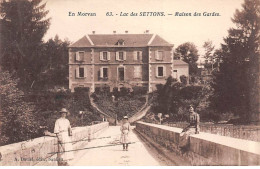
106, 12, 113, 16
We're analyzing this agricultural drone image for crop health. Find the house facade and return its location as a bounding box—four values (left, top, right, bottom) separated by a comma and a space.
173, 60, 189, 83
68, 33, 174, 92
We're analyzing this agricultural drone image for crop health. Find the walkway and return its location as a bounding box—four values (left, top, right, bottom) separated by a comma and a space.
71, 126, 174, 166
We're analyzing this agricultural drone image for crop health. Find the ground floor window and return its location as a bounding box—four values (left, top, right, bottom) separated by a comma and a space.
118, 67, 125, 81
79, 67, 84, 78
157, 66, 164, 77
100, 67, 109, 79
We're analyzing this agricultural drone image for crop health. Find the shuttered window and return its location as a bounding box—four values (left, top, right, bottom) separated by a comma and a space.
100, 51, 110, 61
75, 67, 87, 78
134, 66, 142, 78
134, 51, 142, 61
119, 52, 124, 60
100, 67, 108, 79
76, 51, 84, 61
155, 51, 164, 60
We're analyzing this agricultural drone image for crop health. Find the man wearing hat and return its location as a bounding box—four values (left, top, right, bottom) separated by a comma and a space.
120, 116, 131, 151
179, 105, 200, 152
54, 108, 74, 165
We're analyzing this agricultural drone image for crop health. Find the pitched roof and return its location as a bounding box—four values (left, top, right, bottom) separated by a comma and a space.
173, 60, 189, 66
149, 35, 171, 46
69, 34, 173, 47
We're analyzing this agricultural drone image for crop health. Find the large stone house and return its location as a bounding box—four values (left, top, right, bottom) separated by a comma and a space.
68, 32, 174, 92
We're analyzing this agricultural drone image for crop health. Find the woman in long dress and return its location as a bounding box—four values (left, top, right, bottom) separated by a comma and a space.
120, 116, 131, 151
179, 105, 200, 152
45, 108, 74, 166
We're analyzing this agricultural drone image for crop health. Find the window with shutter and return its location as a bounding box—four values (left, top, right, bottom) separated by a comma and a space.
137, 51, 142, 61
103, 68, 108, 78
103, 52, 108, 60
134, 66, 142, 78
79, 52, 84, 61
76, 52, 80, 61
119, 52, 124, 60
100, 67, 108, 79
76, 52, 84, 61
157, 51, 163, 60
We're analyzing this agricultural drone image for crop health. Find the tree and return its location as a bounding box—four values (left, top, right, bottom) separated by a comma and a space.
0, 0, 50, 89
35, 35, 70, 90
211, 0, 260, 122
0, 70, 38, 145
174, 42, 199, 76
203, 40, 215, 71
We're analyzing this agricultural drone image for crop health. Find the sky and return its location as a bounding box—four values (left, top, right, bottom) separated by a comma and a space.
43, 0, 244, 61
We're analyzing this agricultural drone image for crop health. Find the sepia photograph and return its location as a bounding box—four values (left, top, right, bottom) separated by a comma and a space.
0, 0, 259, 166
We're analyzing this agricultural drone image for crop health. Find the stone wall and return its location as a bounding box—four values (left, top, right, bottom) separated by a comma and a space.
0, 122, 109, 166
135, 121, 260, 165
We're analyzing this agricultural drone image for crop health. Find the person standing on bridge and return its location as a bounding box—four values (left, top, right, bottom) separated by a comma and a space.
179, 105, 200, 152
45, 108, 74, 165
120, 116, 131, 151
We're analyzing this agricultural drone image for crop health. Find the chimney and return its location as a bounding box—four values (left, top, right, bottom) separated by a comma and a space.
113, 31, 116, 34
92, 31, 95, 34
146, 30, 149, 33
125, 31, 128, 34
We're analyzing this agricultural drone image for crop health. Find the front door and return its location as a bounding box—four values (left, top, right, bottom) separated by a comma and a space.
118, 67, 124, 81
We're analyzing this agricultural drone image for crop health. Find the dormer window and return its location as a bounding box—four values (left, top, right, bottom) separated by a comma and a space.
117, 39, 125, 46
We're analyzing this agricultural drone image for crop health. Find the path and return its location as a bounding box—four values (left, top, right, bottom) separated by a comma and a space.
71, 126, 174, 166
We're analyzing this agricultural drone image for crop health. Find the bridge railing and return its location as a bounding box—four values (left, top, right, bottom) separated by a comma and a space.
0, 122, 109, 166
135, 121, 260, 165
164, 122, 260, 142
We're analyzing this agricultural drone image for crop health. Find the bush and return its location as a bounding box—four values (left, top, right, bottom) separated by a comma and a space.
180, 75, 188, 85
132, 86, 147, 95
0, 71, 39, 145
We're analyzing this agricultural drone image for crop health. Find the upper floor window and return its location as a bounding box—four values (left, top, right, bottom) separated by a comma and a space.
100, 51, 110, 61
103, 52, 108, 60
155, 51, 164, 61
116, 51, 126, 61
76, 51, 84, 61
156, 66, 166, 77
134, 51, 142, 61
119, 52, 124, 60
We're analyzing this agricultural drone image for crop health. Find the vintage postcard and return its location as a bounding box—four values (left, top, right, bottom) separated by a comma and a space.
0, 0, 259, 166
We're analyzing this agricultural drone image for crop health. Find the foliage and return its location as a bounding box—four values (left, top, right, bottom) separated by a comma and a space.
210, 0, 260, 121
26, 87, 101, 132
203, 40, 215, 70
0, 0, 50, 89
174, 42, 199, 76
0, 71, 39, 146
34, 35, 70, 90
92, 87, 147, 120
150, 76, 218, 122
180, 75, 188, 85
